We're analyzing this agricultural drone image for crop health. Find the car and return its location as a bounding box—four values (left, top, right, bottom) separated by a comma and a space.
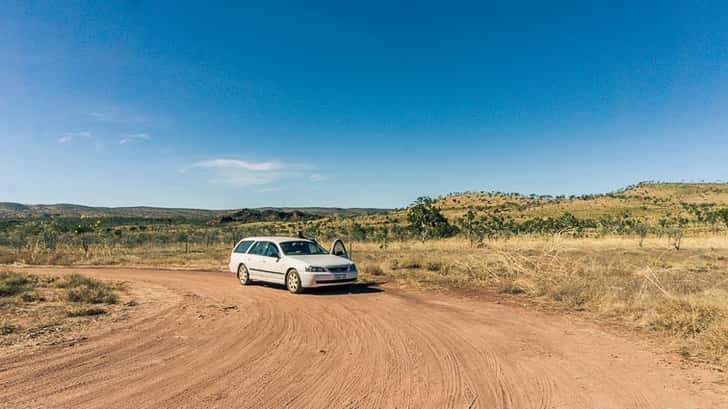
228, 236, 357, 293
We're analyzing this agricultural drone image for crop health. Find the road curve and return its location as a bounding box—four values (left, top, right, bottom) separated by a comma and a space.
1, 267, 726, 409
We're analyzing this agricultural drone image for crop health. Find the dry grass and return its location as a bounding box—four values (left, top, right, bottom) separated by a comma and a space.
353, 236, 728, 367
0, 271, 125, 348
2, 243, 230, 270
2, 235, 728, 367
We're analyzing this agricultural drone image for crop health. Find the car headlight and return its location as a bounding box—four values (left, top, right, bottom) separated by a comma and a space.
305, 266, 327, 272
348, 264, 357, 272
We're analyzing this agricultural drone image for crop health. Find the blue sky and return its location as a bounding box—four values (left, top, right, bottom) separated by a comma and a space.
2, 1, 728, 209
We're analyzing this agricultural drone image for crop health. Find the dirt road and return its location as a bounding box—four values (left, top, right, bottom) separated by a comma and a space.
1, 267, 726, 408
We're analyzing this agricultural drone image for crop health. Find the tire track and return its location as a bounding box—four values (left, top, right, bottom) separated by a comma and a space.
1, 267, 726, 409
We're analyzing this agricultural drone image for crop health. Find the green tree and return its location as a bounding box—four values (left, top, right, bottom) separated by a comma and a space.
407, 197, 453, 242
457, 208, 477, 247
716, 208, 728, 235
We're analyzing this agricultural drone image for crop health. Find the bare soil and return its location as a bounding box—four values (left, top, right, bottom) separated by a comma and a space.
1, 267, 726, 409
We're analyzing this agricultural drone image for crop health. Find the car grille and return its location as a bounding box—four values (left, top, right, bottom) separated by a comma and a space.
328, 266, 349, 273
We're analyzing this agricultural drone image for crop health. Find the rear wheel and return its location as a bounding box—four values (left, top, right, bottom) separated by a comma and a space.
286, 269, 303, 294
237, 264, 250, 286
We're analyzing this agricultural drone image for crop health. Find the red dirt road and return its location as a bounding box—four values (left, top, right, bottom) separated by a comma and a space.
1, 267, 726, 408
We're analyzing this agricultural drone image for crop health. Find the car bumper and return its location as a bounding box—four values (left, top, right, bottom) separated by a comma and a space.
301, 272, 358, 288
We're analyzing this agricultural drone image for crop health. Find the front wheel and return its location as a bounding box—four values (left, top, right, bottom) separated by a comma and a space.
286, 269, 303, 294
237, 264, 250, 286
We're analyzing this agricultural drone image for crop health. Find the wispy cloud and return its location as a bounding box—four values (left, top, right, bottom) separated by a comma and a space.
309, 173, 326, 182
119, 133, 150, 145
88, 109, 148, 125
188, 159, 287, 172
89, 111, 113, 121
58, 131, 93, 144
184, 158, 316, 187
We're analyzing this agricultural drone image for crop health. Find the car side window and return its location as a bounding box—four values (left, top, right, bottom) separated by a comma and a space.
248, 241, 266, 256
263, 242, 279, 258
234, 240, 254, 253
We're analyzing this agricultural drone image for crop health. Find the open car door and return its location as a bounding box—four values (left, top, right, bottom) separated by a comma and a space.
330, 239, 349, 259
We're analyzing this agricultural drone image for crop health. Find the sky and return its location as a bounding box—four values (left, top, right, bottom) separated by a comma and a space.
1, 1, 728, 209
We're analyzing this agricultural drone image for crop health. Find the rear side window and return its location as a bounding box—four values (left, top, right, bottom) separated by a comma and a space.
234, 240, 254, 253
248, 241, 266, 256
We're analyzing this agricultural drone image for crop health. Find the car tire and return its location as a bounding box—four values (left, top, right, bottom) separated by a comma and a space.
237, 264, 251, 286
286, 269, 304, 294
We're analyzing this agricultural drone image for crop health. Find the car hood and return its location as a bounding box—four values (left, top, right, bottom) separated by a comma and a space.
287, 254, 351, 267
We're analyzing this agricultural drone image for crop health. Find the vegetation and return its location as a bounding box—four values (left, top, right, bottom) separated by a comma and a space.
0, 271, 123, 347
406, 197, 455, 241
57, 274, 119, 304
353, 237, 728, 367
67, 307, 108, 317
3, 182, 728, 366
4, 183, 728, 264
0, 271, 37, 297
0, 202, 387, 220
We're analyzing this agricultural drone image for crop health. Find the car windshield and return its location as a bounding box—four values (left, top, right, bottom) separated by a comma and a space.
280, 240, 329, 256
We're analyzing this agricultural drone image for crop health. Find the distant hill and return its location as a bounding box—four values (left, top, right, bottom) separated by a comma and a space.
342, 182, 728, 230
5, 182, 726, 226
0, 202, 389, 221
620, 182, 728, 204
215, 209, 318, 224
0, 203, 222, 220
428, 182, 728, 223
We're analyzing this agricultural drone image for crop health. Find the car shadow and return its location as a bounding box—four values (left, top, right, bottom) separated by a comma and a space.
250, 281, 384, 296
306, 281, 384, 296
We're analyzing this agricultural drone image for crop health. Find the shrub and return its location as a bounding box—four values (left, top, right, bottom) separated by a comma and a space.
56, 274, 101, 289
65, 285, 117, 304
20, 291, 44, 302
363, 264, 384, 276
67, 308, 107, 317
391, 258, 421, 270
649, 298, 724, 337
0, 272, 37, 297
60, 274, 118, 304
498, 280, 528, 295
1, 324, 17, 335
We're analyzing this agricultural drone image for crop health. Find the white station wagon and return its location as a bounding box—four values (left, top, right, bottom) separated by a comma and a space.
228, 236, 357, 293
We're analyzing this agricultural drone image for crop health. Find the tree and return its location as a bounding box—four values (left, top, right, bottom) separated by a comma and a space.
177, 230, 190, 254
8, 229, 28, 256
350, 222, 368, 242
456, 208, 477, 247
378, 217, 392, 249
407, 197, 453, 242
41, 222, 59, 252
668, 228, 683, 251
634, 223, 648, 247
75, 222, 96, 256
716, 208, 728, 235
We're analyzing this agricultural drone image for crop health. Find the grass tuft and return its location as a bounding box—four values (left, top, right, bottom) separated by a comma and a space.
1, 323, 17, 335
0, 272, 124, 347
59, 274, 118, 304
0, 272, 37, 297
67, 307, 107, 317
363, 264, 385, 276
20, 291, 44, 302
